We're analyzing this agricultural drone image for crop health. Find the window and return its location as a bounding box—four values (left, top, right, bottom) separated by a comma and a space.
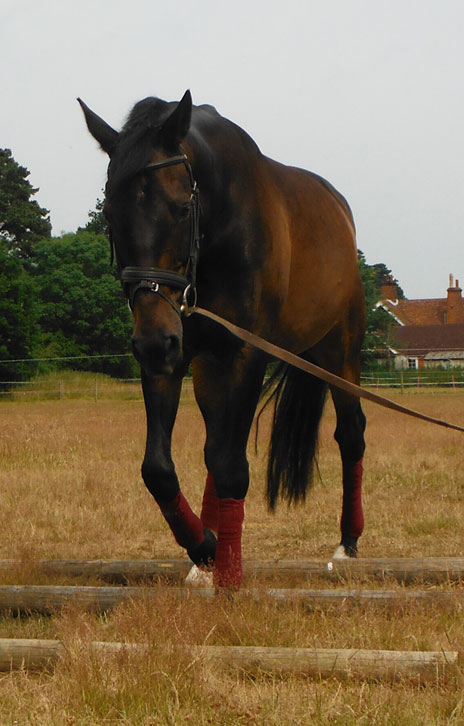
408, 358, 418, 370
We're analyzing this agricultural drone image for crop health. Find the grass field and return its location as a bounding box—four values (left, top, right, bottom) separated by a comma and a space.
0, 383, 463, 724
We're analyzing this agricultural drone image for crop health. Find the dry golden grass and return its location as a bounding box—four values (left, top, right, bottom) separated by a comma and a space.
0, 385, 463, 724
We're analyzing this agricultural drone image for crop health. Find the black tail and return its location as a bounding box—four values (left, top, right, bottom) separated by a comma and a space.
266, 363, 327, 510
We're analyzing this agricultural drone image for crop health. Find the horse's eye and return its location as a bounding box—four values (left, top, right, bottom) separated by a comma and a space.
178, 203, 190, 221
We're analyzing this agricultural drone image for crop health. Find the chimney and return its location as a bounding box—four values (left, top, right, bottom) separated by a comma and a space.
380, 277, 397, 303
447, 274, 464, 324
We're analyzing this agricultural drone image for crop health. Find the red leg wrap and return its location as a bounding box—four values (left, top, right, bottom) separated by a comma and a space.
213, 498, 245, 589
158, 492, 204, 550
341, 458, 364, 538
200, 473, 219, 534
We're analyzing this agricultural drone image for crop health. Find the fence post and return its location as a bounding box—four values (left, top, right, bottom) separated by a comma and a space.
94, 378, 98, 403
58, 381, 63, 400
400, 371, 404, 394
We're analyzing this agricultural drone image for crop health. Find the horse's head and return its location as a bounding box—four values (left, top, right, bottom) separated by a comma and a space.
79, 91, 197, 375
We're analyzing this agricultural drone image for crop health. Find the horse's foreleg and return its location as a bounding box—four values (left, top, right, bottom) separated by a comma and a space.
198, 471, 246, 588
214, 496, 245, 588
205, 455, 250, 589
156, 491, 203, 549
141, 371, 216, 565
193, 351, 266, 589
200, 472, 219, 534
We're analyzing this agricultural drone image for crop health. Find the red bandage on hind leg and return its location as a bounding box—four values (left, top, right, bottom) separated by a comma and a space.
200, 473, 219, 534
214, 498, 245, 589
158, 492, 204, 550
340, 458, 364, 539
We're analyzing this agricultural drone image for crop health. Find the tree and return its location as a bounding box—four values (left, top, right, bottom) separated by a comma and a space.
33, 231, 136, 377
369, 261, 405, 300
357, 250, 402, 366
0, 239, 41, 381
0, 149, 51, 260
81, 196, 109, 236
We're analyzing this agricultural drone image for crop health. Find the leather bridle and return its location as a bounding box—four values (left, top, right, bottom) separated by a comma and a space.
119, 153, 201, 316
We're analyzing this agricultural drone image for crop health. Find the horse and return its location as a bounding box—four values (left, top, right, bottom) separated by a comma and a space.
78, 90, 366, 588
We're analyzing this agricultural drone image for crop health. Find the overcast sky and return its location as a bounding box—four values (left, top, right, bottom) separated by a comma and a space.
2, 0, 463, 299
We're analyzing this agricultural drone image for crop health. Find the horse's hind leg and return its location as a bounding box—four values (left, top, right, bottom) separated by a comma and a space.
313, 307, 366, 558
331, 386, 366, 558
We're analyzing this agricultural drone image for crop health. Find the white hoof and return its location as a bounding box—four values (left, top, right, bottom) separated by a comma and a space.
332, 544, 351, 560
185, 564, 214, 587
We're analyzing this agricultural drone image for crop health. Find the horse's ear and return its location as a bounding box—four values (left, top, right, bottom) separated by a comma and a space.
77, 98, 119, 156
160, 90, 192, 148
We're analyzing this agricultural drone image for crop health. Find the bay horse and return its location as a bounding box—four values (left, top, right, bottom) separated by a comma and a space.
79, 91, 366, 588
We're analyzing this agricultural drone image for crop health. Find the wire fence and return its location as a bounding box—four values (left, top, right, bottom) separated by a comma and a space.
0, 376, 197, 403
360, 371, 464, 392
1, 369, 463, 404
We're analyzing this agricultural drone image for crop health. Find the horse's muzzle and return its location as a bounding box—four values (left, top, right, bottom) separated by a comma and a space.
131, 331, 182, 375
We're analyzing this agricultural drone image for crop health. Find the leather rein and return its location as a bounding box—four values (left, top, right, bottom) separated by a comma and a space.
117, 154, 464, 434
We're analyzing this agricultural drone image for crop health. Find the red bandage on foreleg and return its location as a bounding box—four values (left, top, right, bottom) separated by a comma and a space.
340, 458, 364, 538
200, 473, 219, 534
158, 492, 204, 550
214, 498, 245, 589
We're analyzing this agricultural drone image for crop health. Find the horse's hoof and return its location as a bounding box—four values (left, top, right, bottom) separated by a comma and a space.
332, 545, 351, 560
187, 528, 217, 566
185, 565, 214, 587
333, 536, 358, 560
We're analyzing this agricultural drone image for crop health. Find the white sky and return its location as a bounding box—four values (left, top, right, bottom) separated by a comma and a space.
2, 0, 463, 299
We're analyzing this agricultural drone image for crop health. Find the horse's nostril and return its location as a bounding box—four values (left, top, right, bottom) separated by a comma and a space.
165, 335, 179, 355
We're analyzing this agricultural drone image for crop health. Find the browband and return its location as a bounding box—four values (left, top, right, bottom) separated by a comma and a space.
144, 155, 187, 171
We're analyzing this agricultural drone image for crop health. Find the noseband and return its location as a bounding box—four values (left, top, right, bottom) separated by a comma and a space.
119, 153, 200, 316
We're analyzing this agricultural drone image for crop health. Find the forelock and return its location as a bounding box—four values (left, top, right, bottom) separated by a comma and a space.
106, 97, 173, 198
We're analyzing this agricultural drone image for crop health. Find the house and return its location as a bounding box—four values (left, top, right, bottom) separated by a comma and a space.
376, 274, 464, 370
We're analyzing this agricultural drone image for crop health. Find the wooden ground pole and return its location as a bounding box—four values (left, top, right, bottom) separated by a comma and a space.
0, 638, 457, 682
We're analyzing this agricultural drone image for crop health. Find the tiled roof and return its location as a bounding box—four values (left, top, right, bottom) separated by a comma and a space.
390, 324, 464, 356
425, 351, 464, 360
382, 298, 448, 326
